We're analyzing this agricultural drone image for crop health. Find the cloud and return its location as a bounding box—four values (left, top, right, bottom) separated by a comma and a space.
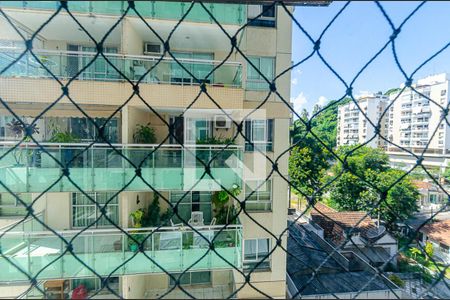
291, 92, 307, 114
317, 95, 328, 107
291, 77, 298, 86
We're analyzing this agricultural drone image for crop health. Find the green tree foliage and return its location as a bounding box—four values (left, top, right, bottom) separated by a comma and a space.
289, 144, 329, 196
410, 247, 421, 260
289, 97, 350, 197
425, 241, 434, 261
327, 146, 419, 226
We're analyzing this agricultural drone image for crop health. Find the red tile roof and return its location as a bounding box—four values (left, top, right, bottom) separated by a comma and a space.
310, 203, 376, 246
412, 180, 433, 190
421, 220, 450, 246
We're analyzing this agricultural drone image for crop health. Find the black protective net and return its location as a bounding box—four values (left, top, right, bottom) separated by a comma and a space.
0, 1, 449, 299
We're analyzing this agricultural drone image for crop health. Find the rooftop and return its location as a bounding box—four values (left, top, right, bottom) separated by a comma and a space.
287, 217, 397, 296
420, 219, 450, 247
310, 203, 377, 246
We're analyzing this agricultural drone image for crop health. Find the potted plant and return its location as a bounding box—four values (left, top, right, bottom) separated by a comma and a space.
130, 209, 144, 228
128, 208, 145, 252
48, 125, 79, 167
213, 184, 241, 224
6, 119, 40, 167
133, 123, 156, 144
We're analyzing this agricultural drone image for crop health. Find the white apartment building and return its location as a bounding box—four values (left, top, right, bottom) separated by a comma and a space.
336, 92, 388, 149
387, 73, 450, 171
0, 2, 293, 298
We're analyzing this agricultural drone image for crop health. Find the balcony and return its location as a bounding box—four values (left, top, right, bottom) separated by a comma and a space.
0, 143, 243, 193
0, 222, 243, 282
0, 1, 246, 25
0, 48, 242, 88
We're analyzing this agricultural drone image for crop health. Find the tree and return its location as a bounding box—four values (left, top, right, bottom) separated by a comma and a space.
425, 241, 434, 261
360, 169, 419, 225
289, 144, 329, 197
410, 247, 421, 260
327, 145, 419, 226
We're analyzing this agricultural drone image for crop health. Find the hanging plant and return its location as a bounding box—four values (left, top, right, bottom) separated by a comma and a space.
6, 119, 40, 166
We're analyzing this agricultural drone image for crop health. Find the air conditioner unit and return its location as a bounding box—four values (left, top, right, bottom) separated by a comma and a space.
143, 42, 162, 55
214, 115, 231, 130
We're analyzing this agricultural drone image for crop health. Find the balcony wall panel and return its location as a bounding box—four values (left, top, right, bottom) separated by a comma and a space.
0, 78, 244, 109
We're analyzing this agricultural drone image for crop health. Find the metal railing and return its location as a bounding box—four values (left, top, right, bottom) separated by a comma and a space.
0, 223, 243, 282
0, 142, 243, 192
0, 1, 246, 25
0, 48, 243, 88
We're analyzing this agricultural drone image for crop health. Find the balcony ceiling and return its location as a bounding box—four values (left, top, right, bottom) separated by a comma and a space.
1, 10, 240, 51
128, 18, 240, 51
2, 10, 123, 45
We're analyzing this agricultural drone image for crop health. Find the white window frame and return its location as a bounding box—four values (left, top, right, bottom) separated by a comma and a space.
71, 192, 119, 229
185, 117, 211, 144
246, 56, 275, 91
245, 179, 272, 211
243, 238, 271, 270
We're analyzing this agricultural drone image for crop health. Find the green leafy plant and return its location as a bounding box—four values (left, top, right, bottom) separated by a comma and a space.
424, 242, 433, 261
141, 194, 172, 227
196, 135, 235, 145
215, 204, 238, 225
388, 274, 405, 288
130, 209, 144, 228
128, 232, 146, 252
133, 123, 156, 144
6, 119, 40, 165
48, 130, 79, 143
7, 119, 40, 141
410, 247, 422, 260
213, 184, 241, 205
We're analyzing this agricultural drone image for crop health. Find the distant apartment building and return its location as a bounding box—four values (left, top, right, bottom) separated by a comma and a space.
336, 92, 388, 149
387, 73, 450, 171
0, 2, 293, 298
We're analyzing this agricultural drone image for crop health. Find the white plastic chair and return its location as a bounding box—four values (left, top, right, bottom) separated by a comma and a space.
188, 211, 204, 227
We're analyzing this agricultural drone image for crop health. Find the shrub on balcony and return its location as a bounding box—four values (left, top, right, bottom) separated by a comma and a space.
48, 130, 79, 143
143, 194, 172, 227
196, 135, 235, 145
133, 123, 156, 144
213, 184, 241, 224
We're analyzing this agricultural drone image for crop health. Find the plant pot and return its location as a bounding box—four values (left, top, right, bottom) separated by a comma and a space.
130, 244, 139, 252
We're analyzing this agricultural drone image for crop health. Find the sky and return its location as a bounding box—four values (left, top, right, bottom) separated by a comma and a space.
290, 1, 450, 114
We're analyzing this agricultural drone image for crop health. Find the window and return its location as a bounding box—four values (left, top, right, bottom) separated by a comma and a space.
441, 89, 447, 96
169, 271, 211, 286
429, 194, 439, 204
244, 238, 270, 271
67, 44, 119, 80
246, 56, 275, 90
72, 192, 119, 228
171, 52, 214, 84
0, 193, 31, 216
185, 117, 212, 144
244, 119, 273, 151
245, 180, 272, 211
0, 115, 119, 143
247, 5, 276, 27
170, 191, 212, 224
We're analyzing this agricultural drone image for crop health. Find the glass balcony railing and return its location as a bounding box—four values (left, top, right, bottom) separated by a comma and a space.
0, 223, 243, 282
0, 143, 243, 193
0, 49, 243, 88
0, 1, 246, 25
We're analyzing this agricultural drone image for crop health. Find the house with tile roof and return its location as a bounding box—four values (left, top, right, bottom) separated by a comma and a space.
420, 219, 450, 263
309, 202, 398, 267
412, 180, 448, 214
